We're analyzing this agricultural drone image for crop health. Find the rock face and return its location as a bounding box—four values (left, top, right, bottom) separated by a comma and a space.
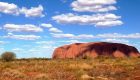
52, 42, 140, 59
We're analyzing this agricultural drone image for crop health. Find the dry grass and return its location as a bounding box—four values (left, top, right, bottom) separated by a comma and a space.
0, 58, 140, 80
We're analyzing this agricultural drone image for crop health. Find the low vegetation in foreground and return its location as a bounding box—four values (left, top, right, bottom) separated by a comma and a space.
0, 57, 140, 80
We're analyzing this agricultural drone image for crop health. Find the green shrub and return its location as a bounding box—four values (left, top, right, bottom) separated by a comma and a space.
1, 52, 16, 62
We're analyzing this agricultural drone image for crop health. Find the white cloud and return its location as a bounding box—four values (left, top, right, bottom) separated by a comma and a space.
35, 41, 55, 45
95, 20, 123, 27
51, 33, 75, 38
4, 24, 43, 32
101, 38, 129, 44
51, 33, 95, 39
0, 2, 44, 17
41, 23, 53, 28
53, 0, 123, 27
72, 5, 117, 12
12, 48, 24, 52
35, 41, 56, 49
73, 0, 116, 6
41, 23, 62, 33
53, 13, 123, 27
49, 27, 62, 33
28, 49, 41, 53
96, 33, 140, 39
4, 33, 41, 40
65, 40, 80, 43
0, 2, 19, 15
71, 0, 117, 12
0, 41, 7, 44
76, 34, 94, 39
58, 40, 82, 44
20, 5, 44, 17
51, 33, 140, 39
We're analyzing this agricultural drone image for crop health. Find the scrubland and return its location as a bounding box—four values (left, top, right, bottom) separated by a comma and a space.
0, 58, 140, 80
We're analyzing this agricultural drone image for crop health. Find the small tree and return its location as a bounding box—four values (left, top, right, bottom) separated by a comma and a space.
1, 52, 16, 61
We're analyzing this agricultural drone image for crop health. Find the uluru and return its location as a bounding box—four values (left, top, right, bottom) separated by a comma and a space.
52, 42, 140, 59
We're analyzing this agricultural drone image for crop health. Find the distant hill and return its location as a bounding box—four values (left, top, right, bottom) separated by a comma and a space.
52, 42, 140, 59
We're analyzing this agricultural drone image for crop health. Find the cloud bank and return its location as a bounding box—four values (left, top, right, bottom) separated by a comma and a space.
71, 0, 117, 12
4, 24, 43, 32
4, 33, 41, 40
0, 2, 44, 17
53, 0, 123, 27
53, 13, 123, 27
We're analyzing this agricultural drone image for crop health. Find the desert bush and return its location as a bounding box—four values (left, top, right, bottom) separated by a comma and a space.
82, 54, 93, 59
1, 52, 16, 62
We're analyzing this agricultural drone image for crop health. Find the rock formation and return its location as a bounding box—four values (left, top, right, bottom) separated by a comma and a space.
52, 42, 140, 59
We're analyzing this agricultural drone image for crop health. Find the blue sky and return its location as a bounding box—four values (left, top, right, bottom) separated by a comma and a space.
0, 0, 140, 58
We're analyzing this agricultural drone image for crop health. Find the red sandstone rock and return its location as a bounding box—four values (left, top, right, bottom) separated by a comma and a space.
52, 42, 140, 59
